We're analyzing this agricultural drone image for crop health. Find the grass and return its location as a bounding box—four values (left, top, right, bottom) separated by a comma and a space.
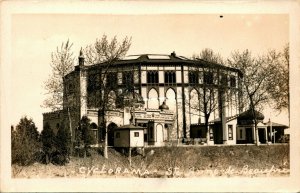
12, 144, 289, 178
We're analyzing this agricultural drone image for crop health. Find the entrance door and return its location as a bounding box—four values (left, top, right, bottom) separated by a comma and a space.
246, 128, 253, 143
214, 126, 223, 144
107, 123, 117, 146
258, 129, 266, 143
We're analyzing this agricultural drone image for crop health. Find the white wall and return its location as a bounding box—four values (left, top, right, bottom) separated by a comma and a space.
130, 130, 144, 147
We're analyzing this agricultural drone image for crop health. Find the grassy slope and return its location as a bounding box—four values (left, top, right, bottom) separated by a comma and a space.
12, 144, 289, 178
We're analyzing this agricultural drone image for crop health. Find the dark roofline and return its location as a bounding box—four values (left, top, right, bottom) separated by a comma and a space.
84, 53, 242, 76
264, 122, 289, 128
115, 124, 145, 131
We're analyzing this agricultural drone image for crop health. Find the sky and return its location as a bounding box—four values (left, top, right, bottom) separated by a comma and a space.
9, 14, 289, 131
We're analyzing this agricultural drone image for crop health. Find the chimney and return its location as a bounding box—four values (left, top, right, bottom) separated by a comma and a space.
171, 51, 176, 57
78, 47, 84, 66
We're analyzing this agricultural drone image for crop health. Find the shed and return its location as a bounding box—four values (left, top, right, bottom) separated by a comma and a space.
114, 124, 144, 148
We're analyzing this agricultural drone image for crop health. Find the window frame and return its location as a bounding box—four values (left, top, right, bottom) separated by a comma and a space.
228, 125, 233, 140
147, 71, 159, 84
164, 71, 176, 84
188, 71, 199, 84
106, 72, 118, 87
203, 71, 214, 85
134, 132, 139, 137
209, 128, 214, 141
230, 76, 236, 88
122, 71, 134, 85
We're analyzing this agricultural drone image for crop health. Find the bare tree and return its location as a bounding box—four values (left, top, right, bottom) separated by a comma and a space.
84, 35, 132, 159
266, 45, 289, 111
43, 40, 75, 111
227, 49, 281, 145
83, 35, 131, 65
189, 68, 230, 143
189, 48, 229, 143
193, 48, 224, 64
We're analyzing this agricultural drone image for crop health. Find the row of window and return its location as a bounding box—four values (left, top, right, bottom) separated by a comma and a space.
87, 71, 134, 91
147, 70, 236, 87
86, 70, 236, 90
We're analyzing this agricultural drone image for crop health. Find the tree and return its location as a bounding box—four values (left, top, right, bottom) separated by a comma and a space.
53, 122, 71, 165
266, 45, 289, 111
193, 48, 224, 64
40, 122, 55, 164
77, 116, 96, 157
43, 40, 75, 111
227, 49, 281, 145
84, 35, 132, 158
190, 48, 228, 143
83, 34, 132, 65
11, 117, 40, 166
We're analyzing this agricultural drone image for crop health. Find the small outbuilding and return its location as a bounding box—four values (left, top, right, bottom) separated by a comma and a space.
236, 109, 267, 144
264, 121, 289, 143
114, 124, 145, 148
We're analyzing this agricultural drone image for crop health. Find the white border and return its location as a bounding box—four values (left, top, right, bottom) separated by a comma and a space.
1, 0, 300, 192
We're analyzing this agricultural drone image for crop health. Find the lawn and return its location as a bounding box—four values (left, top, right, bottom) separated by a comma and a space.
12, 144, 289, 178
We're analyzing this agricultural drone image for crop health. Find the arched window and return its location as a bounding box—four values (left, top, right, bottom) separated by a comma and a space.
90, 122, 98, 143
156, 124, 163, 143
165, 88, 176, 112
147, 71, 158, 84
164, 71, 176, 83
148, 88, 159, 109
190, 89, 200, 124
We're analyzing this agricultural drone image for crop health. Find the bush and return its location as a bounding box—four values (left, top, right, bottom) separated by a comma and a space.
41, 122, 56, 164
54, 122, 72, 165
11, 117, 40, 166
51, 151, 70, 165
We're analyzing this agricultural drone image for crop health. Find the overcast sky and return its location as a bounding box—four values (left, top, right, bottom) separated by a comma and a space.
9, 13, 289, 131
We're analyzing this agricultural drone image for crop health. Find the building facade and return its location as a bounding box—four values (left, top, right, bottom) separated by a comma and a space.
44, 51, 245, 146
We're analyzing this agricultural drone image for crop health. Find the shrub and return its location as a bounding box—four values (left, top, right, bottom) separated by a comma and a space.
40, 122, 56, 164
54, 122, 71, 165
11, 117, 40, 166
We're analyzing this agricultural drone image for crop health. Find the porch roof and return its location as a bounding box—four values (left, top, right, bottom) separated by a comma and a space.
114, 124, 145, 131
264, 122, 289, 129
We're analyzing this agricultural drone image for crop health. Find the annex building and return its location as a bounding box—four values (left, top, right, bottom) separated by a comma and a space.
43, 51, 287, 147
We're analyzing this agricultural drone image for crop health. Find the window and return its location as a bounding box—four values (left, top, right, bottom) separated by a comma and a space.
220, 73, 228, 86
87, 74, 99, 92
164, 71, 176, 83
134, 132, 139, 137
204, 71, 214, 84
240, 129, 243, 139
230, 76, 236, 87
116, 132, 120, 138
122, 71, 134, 85
209, 128, 214, 141
106, 72, 118, 87
92, 130, 98, 141
228, 125, 233, 140
149, 126, 154, 139
147, 71, 158, 83
189, 71, 199, 84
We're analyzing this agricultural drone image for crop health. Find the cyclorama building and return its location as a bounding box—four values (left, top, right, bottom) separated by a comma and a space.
44, 51, 245, 146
